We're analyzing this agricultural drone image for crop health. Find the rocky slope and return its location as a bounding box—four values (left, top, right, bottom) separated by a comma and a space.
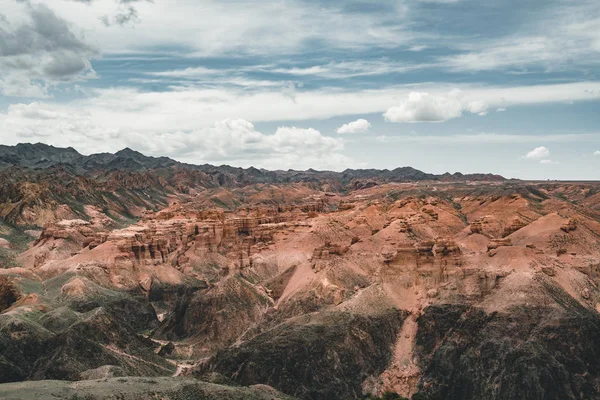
3, 144, 600, 399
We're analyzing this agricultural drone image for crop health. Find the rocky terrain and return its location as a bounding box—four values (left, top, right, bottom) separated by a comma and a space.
2, 144, 600, 399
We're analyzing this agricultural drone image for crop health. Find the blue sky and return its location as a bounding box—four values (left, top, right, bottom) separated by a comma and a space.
0, 0, 599, 179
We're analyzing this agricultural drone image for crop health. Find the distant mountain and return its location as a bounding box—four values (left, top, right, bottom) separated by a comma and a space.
0, 143, 506, 183
0, 143, 179, 172
0, 143, 81, 169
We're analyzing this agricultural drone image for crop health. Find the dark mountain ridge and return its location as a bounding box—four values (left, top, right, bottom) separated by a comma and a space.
0, 142, 506, 183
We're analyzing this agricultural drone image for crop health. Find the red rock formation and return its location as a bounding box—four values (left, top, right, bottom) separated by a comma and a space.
487, 238, 512, 250
502, 218, 527, 237
561, 218, 577, 233
470, 218, 484, 234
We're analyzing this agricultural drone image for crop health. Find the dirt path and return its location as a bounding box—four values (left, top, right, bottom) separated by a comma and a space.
171, 362, 197, 377
142, 336, 198, 377
103, 344, 174, 374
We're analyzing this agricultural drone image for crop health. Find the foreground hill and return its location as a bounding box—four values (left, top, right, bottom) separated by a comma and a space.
0, 377, 293, 400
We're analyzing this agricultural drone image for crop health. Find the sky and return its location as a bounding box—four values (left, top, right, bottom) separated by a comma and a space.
0, 0, 599, 179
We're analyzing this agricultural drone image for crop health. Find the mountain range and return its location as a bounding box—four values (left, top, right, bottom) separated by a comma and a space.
0, 142, 505, 183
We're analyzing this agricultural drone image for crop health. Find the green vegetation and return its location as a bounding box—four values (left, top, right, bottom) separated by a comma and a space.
0, 221, 34, 268
211, 196, 230, 209
62, 194, 89, 219
0, 248, 21, 269
0, 222, 34, 250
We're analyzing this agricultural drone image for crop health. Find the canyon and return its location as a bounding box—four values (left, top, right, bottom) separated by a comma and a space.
2, 144, 600, 399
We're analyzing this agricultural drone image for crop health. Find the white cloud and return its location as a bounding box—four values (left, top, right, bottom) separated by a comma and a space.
0, 102, 350, 170
496, 108, 507, 112
376, 135, 388, 143
383, 91, 488, 123
540, 159, 558, 164
336, 118, 371, 134
594, 151, 600, 156
525, 146, 550, 160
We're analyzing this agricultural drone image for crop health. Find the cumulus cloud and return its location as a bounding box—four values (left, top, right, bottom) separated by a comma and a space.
336, 118, 371, 134
138, 121, 351, 170
0, 3, 97, 97
383, 91, 488, 123
0, 102, 350, 170
525, 146, 550, 161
